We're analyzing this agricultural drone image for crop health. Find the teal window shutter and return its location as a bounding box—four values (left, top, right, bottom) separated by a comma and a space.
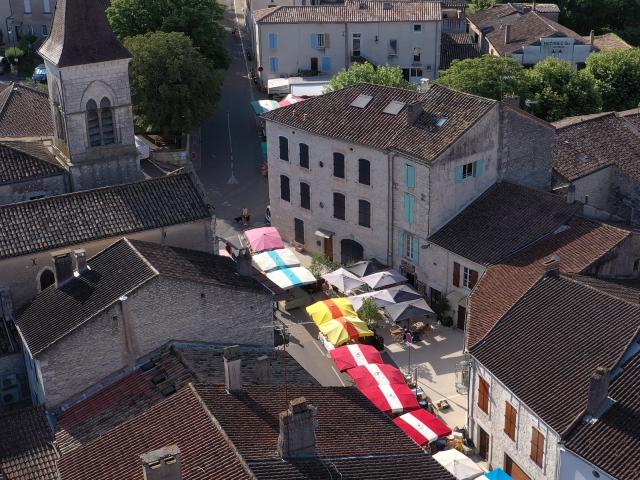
311, 33, 318, 48
321, 56, 332, 73
475, 159, 484, 177
269, 57, 279, 72
454, 165, 463, 183
411, 236, 420, 263
404, 194, 410, 222
404, 193, 415, 223
397, 230, 405, 257
269, 33, 278, 49
405, 164, 416, 188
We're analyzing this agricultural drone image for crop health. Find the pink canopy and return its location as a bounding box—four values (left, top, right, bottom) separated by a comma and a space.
244, 227, 284, 253
279, 94, 306, 107
393, 409, 452, 446
347, 364, 407, 389
359, 383, 420, 414
330, 344, 383, 372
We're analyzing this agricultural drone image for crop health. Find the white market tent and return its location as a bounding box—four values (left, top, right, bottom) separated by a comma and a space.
266, 266, 316, 290
432, 450, 485, 480
252, 248, 300, 273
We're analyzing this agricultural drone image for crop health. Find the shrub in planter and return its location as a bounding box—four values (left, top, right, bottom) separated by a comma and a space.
5, 47, 24, 63
359, 297, 381, 329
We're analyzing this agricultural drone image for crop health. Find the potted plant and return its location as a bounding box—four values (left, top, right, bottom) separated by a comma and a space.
358, 297, 381, 330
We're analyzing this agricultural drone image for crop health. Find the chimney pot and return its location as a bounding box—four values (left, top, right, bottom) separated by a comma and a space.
504, 24, 511, 44
224, 345, 242, 394
140, 445, 181, 480
74, 249, 88, 274
541, 254, 560, 277
278, 397, 318, 459
255, 355, 272, 384
587, 366, 609, 417
52, 251, 74, 287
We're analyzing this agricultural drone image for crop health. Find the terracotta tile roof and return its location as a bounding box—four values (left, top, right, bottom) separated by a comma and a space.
57, 384, 253, 480
0, 141, 65, 185
255, 1, 441, 23
589, 32, 633, 52
486, 11, 586, 56
55, 344, 316, 455
467, 217, 631, 348
468, 3, 559, 31
0, 172, 211, 260
39, 0, 131, 67
428, 182, 579, 265
472, 274, 640, 434
564, 351, 640, 479
553, 112, 640, 182
0, 83, 53, 138
440, 32, 481, 69
564, 274, 640, 304
195, 384, 455, 479
264, 83, 496, 165
0, 406, 59, 480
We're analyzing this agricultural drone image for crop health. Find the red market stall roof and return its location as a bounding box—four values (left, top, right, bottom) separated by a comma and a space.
359, 383, 420, 414
393, 409, 452, 446
347, 364, 406, 389
330, 344, 384, 372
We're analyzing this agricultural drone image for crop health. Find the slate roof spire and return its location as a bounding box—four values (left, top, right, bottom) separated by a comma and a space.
39, 0, 131, 67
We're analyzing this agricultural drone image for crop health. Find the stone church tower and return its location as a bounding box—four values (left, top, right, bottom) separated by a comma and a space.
38, 0, 142, 191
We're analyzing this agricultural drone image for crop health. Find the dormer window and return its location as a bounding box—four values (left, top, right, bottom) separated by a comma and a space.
86, 97, 115, 147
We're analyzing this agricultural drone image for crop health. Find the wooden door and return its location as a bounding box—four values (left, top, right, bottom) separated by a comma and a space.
505, 455, 531, 480
478, 427, 489, 461
457, 305, 466, 330
324, 236, 333, 261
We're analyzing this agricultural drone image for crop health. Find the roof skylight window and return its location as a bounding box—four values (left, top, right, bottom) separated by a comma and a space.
383, 100, 406, 115
350, 94, 373, 108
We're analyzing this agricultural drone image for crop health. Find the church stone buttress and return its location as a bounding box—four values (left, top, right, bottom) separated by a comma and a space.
39, 0, 142, 191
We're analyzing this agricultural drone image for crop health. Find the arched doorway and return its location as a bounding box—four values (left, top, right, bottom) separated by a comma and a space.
341, 239, 364, 265
39, 269, 55, 291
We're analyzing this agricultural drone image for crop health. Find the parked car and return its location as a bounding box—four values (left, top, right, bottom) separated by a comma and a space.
0, 57, 10, 75
31, 64, 47, 83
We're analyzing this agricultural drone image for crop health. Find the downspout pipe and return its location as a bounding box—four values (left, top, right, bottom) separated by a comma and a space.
387, 151, 396, 266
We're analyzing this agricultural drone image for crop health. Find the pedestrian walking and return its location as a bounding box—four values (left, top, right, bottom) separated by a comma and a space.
241, 207, 251, 226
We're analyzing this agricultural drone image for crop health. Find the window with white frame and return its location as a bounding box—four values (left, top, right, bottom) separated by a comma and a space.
463, 266, 473, 288
462, 162, 475, 178
316, 33, 325, 48
405, 232, 415, 259
24, 0, 32, 14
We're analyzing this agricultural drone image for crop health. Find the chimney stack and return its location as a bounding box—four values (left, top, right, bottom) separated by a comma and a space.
223, 345, 242, 394
589, 29, 595, 45
278, 397, 318, 459
541, 254, 560, 277
504, 24, 511, 44
140, 445, 181, 480
74, 249, 88, 274
52, 251, 74, 287
587, 367, 609, 417
255, 355, 272, 384
406, 103, 423, 124
235, 249, 253, 276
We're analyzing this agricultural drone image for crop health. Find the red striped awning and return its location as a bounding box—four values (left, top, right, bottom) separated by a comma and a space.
347, 364, 406, 389
359, 383, 420, 414
330, 344, 384, 372
393, 409, 452, 446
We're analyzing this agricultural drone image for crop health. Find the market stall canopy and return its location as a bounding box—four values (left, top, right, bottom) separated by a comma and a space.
252, 248, 300, 273
322, 267, 365, 293
362, 269, 407, 289
359, 383, 420, 414
330, 344, 383, 372
244, 226, 284, 253
479, 469, 511, 480
384, 299, 435, 323
265, 266, 316, 290
250, 99, 280, 115
393, 409, 452, 446
347, 364, 406, 389
347, 259, 389, 278
278, 94, 305, 107
318, 316, 373, 347
386, 285, 422, 303
306, 298, 357, 326
348, 290, 395, 310
432, 449, 485, 480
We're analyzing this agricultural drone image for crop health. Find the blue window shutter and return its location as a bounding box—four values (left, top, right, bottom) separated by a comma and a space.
397, 230, 405, 257
404, 194, 410, 222
321, 56, 332, 73
412, 236, 420, 263
311, 33, 318, 49
270, 57, 279, 72
406, 164, 416, 188
269, 33, 277, 49
454, 165, 463, 183
475, 159, 484, 177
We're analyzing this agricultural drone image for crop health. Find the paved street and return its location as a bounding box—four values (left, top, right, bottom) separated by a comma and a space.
198, 0, 270, 249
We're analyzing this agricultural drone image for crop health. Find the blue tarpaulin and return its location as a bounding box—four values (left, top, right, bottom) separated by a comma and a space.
484, 468, 511, 480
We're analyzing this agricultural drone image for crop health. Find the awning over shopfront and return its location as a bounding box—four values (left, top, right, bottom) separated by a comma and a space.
393, 409, 452, 446
314, 228, 334, 239
265, 266, 316, 290
330, 344, 383, 372
347, 364, 406, 389
252, 248, 300, 273
446, 290, 468, 308
359, 383, 420, 414
306, 298, 357, 326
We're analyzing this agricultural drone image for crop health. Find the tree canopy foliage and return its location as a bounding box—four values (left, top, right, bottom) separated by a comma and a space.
125, 32, 222, 135
326, 62, 415, 92
107, 0, 230, 69
585, 48, 640, 111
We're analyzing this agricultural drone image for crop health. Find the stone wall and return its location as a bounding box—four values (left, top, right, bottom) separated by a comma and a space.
32, 276, 273, 408
0, 173, 69, 205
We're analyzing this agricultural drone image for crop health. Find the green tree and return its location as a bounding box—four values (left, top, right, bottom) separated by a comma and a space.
467, 0, 496, 15
325, 62, 415, 92
586, 48, 640, 111
125, 32, 222, 136
107, 0, 229, 69
524, 58, 601, 121
358, 297, 381, 329
436, 55, 529, 101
